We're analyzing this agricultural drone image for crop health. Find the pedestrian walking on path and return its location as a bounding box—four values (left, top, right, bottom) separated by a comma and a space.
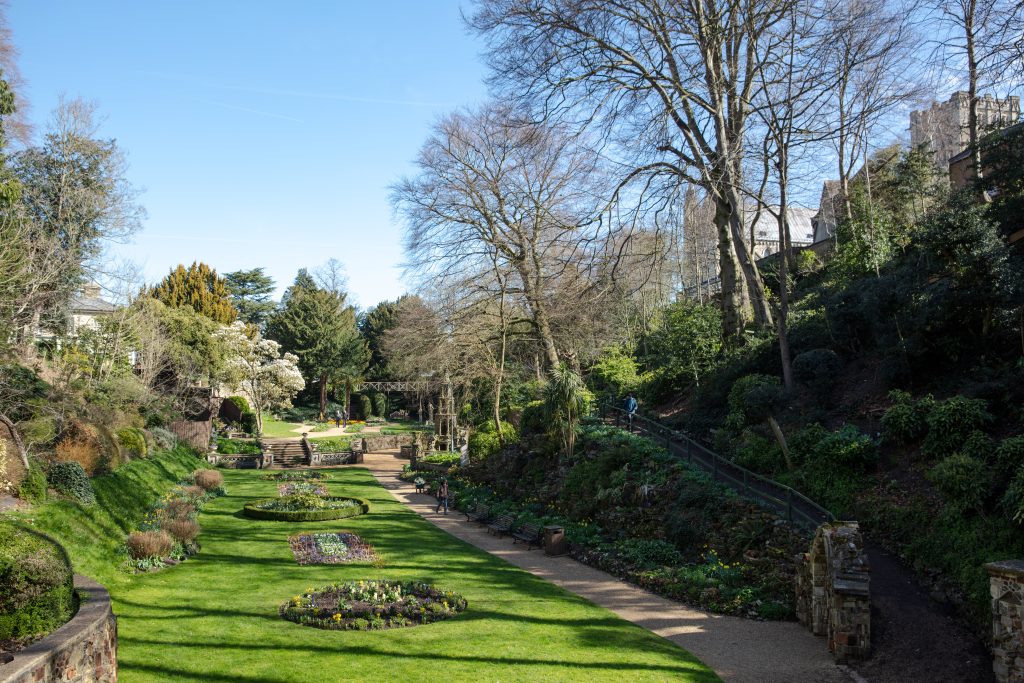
624, 393, 638, 431
435, 478, 449, 514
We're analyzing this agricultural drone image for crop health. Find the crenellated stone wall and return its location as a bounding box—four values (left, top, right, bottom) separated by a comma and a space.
986, 560, 1024, 683
795, 522, 871, 663
1, 575, 117, 683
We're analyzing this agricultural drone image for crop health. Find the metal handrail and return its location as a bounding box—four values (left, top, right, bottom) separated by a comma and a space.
600, 403, 835, 533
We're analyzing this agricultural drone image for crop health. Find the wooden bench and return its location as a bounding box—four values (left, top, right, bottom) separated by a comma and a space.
465, 503, 490, 524
512, 522, 543, 549
486, 513, 514, 537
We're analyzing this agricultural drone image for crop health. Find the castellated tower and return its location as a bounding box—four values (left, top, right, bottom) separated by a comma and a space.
910, 91, 1020, 169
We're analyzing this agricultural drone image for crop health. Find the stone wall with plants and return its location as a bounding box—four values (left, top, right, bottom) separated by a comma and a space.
986, 560, 1024, 683
3, 575, 117, 683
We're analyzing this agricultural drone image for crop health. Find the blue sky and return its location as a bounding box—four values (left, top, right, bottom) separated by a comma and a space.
8, 1, 487, 309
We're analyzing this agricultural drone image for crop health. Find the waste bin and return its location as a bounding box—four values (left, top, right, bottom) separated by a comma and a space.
543, 525, 567, 556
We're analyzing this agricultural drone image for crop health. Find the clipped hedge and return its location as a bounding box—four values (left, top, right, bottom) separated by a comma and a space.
242, 496, 369, 522
226, 395, 250, 414
0, 520, 75, 641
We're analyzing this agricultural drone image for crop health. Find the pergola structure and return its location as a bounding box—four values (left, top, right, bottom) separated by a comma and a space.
355, 376, 459, 452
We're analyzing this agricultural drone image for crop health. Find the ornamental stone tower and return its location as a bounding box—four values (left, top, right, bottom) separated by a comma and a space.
910, 91, 1020, 170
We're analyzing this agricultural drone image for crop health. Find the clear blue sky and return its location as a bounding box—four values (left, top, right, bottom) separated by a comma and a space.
8, 1, 487, 309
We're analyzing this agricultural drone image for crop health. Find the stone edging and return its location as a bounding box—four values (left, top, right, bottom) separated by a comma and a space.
0, 574, 117, 683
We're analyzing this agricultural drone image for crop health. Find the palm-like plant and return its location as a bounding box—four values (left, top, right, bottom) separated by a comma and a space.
543, 364, 590, 459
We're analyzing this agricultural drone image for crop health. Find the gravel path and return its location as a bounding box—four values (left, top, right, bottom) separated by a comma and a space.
361, 450, 850, 683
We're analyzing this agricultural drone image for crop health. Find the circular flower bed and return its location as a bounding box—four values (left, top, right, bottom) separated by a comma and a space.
243, 494, 368, 521
280, 580, 467, 630
277, 482, 328, 497
288, 531, 377, 564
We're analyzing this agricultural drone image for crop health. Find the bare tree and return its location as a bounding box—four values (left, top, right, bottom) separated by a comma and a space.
929, 0, 1019, 182
469, 0, 814, 338
393, 102, 607, 370
826, 0, 921, 219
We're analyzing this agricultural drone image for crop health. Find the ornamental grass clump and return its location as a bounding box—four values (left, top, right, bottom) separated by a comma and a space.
124, 473, 226, 572
125, 530, 174, 560
192, 469, 223, 491
163, 518, 200, 544
279, 580, 467, 630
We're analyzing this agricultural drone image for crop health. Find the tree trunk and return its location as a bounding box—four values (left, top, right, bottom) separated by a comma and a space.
713, 195, 750, 338
0, 412, 29, 471
777, 155, 794, 392
766, 416, 793, 471
725, 185, 774, 330
318, 374, 328, 421
965, 0, 984, 186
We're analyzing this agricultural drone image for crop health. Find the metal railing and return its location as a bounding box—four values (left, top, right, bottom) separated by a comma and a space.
600, 403, 835, 534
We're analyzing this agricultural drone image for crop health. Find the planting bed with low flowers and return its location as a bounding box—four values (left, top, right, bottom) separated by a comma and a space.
280, 580, 467, 630
278, 481, 328, 496
260, 470, 327, 482
243, 494, 369, 521
288, 531, 378, 564
125, 468, 225, 572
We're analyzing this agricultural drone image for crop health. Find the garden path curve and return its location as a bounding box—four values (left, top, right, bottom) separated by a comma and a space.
361, 450, 853, 683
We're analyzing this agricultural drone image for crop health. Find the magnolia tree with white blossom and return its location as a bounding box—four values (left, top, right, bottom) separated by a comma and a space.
216, 322, 304, 434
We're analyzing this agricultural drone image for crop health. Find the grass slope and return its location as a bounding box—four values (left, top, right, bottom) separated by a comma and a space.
10, 445, 200, 592
9, 458, 716, 682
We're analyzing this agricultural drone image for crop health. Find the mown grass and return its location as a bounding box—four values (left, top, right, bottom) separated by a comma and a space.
260, 414, 305, 438
7, 453, 717, 682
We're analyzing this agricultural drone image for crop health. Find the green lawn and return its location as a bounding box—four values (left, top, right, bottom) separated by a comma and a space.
260, 413, 306, 438
10, 459, 716, 682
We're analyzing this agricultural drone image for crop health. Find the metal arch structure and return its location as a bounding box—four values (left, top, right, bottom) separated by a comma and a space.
356, 380, 430, 392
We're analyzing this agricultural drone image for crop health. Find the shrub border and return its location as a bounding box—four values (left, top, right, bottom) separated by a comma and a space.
242, 496, 370, 521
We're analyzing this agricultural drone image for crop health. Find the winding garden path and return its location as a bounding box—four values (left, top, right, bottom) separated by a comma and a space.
362, 450, 851, 683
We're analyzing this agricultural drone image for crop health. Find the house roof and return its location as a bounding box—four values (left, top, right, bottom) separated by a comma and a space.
744, 205, 817, 244
70, 294, 117, 314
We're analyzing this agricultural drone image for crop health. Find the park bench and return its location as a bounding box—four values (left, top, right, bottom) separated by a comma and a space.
486, 513, 514, 537
465, 502, 490, 524
512, 521, 542, 549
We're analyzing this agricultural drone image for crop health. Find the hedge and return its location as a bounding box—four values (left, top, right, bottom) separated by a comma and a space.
0, 520, 76, 641
242, 496, 370, 522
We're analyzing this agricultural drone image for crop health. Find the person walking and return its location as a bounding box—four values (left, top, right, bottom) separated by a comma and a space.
341, 406, 348, 429
435, 478, 450, 515
624, 393, 638, 432
334, 408, 342, 428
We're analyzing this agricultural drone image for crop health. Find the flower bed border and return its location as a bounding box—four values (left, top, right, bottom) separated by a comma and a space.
243, 496, 369, 521
279, 580, 467, 631
287, 531, 378, 565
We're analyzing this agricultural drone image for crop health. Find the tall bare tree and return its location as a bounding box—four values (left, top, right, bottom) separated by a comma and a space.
470, 0, 809, 338
393, 103, 606, 370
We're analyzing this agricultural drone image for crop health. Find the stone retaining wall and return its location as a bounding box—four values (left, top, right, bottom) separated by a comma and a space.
360, 434, 415, 453
1, 575, 116, 683
986, 559, 1024, 683
794, 522, 871, 663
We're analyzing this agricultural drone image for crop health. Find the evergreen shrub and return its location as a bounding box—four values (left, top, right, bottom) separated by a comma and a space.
47, 462, 95, 504
0, 521, 75, 641
117, 427, 148, 459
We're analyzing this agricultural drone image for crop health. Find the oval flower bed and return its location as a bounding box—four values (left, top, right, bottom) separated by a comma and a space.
277, 482, 328, 496
260, 471, 327, 482
243, 494, 368, 521
288, 531, 378, 565
280, 580, 467, 630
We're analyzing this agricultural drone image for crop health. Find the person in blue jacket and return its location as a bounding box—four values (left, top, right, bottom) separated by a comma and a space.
624, 393, 638, 430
